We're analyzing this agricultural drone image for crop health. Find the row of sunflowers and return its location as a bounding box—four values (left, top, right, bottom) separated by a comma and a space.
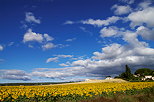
0, 82, 154, 101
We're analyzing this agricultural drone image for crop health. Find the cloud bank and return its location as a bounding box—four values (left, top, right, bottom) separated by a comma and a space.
0, 45, 3, 51
25, 12, 41, 24
1, 0, 154, 81
0, 70, 31, 81
30, 0, 154, 80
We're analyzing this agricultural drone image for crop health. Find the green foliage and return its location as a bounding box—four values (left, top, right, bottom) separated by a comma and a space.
118, 66, 154, 81
119, 65, 134, 80
81, 86, 154, 102
135, 68, 153, 76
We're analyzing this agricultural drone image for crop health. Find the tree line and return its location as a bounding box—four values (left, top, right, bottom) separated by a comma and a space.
116, 65, 154, 81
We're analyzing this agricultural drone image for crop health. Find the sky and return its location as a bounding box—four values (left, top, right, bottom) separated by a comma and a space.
0, 0, 154, 83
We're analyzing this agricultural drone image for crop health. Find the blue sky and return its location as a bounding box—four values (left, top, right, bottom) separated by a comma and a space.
0, 0, 154, 83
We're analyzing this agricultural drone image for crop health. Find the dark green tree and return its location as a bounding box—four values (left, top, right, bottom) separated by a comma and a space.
119, 65, 133, 80
152, 71, 154, 76
135, 68, 153, 76
125, 65, 133, 79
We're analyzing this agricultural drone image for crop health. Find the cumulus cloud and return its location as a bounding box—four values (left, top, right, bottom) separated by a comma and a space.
44, 34, 54, 41
138, 0, 152, 9
42, 43, 55, 50
14, 0, 154, 81
32, 39, 154, 80
119, 0, 134, 4
23, 29, 54, 43
79, 27, 93, 36
92, 44, 124, 60
136, 26, 154, 40
59, 63, 69, 67
64, 16, 121, 27
81, 16, 120, 27
111, 4, 132, 15
25, 12, 41, 24
28, 44, 34, 48
123, 31, 148, 48
100, 26, 119, 37
54, 54, 73, 58
66, 38, 76, 42
46, 54, 73, 63
23, 29, 55, 50
31, 66, 93, 79
56, 44, 70, 48
34, 25, 154, 79
0, 70, 31, 81
64, 20, 74, 24
68, 40, 153, 77
23, 29, 44, 43
92, 42, 153, 61
46, 57, 59, 63
128, 7, 154, 27
32, 40, 154, 79
0, 45, 3, 51
71, 59, 92, 67
8, 42, 14, 46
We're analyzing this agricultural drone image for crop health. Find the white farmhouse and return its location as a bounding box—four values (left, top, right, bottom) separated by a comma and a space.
105, 76, 113, 80
142, 75, 154, 80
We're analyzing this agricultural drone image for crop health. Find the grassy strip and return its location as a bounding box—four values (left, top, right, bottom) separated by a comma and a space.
80, 86, 154, 102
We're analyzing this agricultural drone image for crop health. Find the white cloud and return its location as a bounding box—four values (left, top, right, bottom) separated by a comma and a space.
46, 54, 73, 63
92, 43, 124, 60
111, 4, 132, 15
25, 12, 41, 24
54, 54, 73, 58
15, 1, 154, 80
0, 45, 3, 51
71, 56, 86, 60
59, 63, 69, 67
119, 0, 134, 4
23, 29, 44, 43
64, 20, 74, 24
66, 38, 76, 42
42, 43, 55, 50
79, 27, 93, 36
34, 4, 154, 79
44, 34, 54, 41
33, 26, 154, 79
31, 38, 154, 79
23, 29, 56, 50
33, 40, 154, 79
71, 59, 92, 67
8, 42, 14, 46
31, 66, 87, 79
100, 26, 119, 37
136, 26, 154, 40
128, 7, 154, 27
138, 0, 152, 9
46, 57, 58, 63
81, 16, 120, 27
56, 44, 70, 48
23, 29, 54, 43
28, 44, 34, 48
123, 31, 148, 48
0, 69, 31, 81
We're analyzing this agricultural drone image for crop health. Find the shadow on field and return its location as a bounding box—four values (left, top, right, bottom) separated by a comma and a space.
80, 93, 154, 102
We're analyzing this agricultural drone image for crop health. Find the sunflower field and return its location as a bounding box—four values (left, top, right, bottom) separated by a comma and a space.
0, 82, 154, 102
